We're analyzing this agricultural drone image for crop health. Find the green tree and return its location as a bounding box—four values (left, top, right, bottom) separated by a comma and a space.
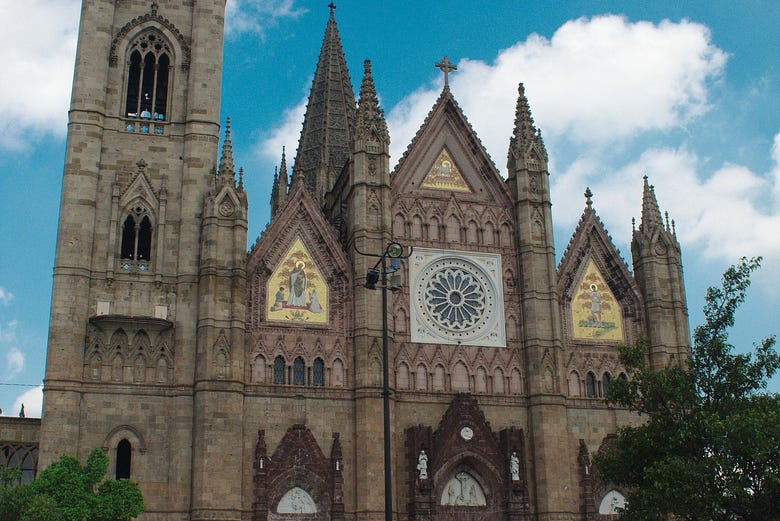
0, 448, 144, 521
594, 257, 780, 521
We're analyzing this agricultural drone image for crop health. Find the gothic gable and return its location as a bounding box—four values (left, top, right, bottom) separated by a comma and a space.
391, 89, 510, 206
247, 182, 352, 331
557, 192, 644, 347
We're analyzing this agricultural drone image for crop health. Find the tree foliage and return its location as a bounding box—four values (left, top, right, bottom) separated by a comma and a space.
0, 448, 144, 521
594, 257, 780, 521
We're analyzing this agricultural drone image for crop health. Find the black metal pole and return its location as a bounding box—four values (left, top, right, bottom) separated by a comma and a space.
381, 256, 393, 521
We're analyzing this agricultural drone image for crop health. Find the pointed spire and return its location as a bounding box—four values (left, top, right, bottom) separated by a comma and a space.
639, 175, 664, 232
508, 83, 547, 162
356, 60, 388, 142
293, 6, 356, 203
238, 167, 244, 190
270, 147, 290, 220
218, 117, 236, 185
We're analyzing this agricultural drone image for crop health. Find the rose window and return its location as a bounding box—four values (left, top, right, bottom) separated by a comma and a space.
411, 252, 503, 346
424, 267, 486, 330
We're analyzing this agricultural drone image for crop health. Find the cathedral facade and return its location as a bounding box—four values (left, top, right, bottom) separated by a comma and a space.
31, 2, 690, 520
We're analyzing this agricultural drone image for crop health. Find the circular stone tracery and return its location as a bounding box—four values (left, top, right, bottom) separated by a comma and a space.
424, 267, 486, 330
415, 257, 496, 341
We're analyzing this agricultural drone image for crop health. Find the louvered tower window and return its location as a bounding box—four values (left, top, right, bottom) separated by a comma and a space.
124, 31, 171, 134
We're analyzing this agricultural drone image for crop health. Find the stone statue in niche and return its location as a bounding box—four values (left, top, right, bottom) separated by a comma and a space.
417, 449, 428, 479
510, 451, 520, 481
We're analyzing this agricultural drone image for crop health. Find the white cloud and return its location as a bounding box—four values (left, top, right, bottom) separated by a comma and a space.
256, 14, 779, 277
1, 320, 24, 378
255, 97, 308, 165
0, 287, 13, 306
226, 0, 307, 37
6, 347, 25, 377
385, 15, 726, 174
0, 1, 80, 150
12, 386, 43, 419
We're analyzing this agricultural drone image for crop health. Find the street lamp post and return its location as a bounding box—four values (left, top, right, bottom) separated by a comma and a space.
355, 242, 412, 521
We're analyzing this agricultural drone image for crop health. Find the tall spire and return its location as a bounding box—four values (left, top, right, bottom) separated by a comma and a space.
293, 6, 356, 205
639, 175, 664, 232
218, 117, 236, 185
508, 83, 547, 162
270, 147, 290, 220
355, 60, 388, 142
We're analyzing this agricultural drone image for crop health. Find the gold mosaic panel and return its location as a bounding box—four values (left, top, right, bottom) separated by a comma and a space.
571, 260, 623, 341
266, 237, 328, 324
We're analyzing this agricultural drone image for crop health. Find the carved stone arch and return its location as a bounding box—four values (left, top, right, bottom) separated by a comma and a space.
396, 361, 411, 390
445, 213, 462, 243
493, 367, 506, 394
331, 358, 346, 387
567, 369, 582, 397
258, 425, 337, 521
499, 221, 513, 247
428, 213, 441, 241
474, 366, 489, 394
451, 359, 470, 392
434, 456, 497, 511
482, 220, 495, 245
432, 363, 447, 392
103, 424, 146, 480
398, 305, 410, 336
393, 211, 407, 238
509, 367, 523, 395
109, 7, 190, 69
213, 330, 231, 379
110, 329, 129, 359
414, 360, 431, 391
251, 353, 267, 384
505, 314, 519, 341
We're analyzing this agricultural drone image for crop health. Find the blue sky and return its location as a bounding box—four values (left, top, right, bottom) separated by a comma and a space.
1, 0, 778, 416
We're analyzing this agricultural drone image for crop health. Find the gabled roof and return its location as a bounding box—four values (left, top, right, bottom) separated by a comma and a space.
248, 175, 351, 291
557, 188, 639, 310
391, 86, 510, 205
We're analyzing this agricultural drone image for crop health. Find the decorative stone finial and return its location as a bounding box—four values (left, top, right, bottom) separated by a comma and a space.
584, 187, 593, 207
328, 2, 336, 13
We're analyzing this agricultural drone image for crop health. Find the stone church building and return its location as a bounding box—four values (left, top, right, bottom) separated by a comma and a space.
2, 1, 691, 520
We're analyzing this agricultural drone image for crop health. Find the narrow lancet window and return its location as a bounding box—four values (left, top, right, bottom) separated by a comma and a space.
274, 356, 285, 384
120, 206, 153, 270
116, 439, 132, 479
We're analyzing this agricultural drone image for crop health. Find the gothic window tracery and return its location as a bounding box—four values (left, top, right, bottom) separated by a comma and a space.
293, 357, 305, 385
124, 30, 172, 134
120, 204, 153, 271
0, 445, 38, 484
586, 371, 598, 398
274, 355, 285, 384
313, 357, 325, 386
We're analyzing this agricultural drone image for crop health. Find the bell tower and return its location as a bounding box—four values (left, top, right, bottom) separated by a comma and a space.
40, 1, 230, 518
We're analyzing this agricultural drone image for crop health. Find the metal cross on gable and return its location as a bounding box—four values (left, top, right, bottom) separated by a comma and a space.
435, 56, 457, 87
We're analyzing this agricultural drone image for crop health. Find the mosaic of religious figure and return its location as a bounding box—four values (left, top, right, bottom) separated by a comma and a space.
266, 237, 329, 324
571, 260, 623, 341
421, 149, 471, 193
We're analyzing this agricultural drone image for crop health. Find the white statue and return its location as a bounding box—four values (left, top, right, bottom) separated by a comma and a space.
417, 449, 428, 480
510, 451, 520, 481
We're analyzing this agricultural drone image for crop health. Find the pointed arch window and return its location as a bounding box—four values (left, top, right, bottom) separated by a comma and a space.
293, 357, 305, 385
585, 371, 598, 398
124, 31, 172, 134
274, 356, 286, 384
120, 204, 153, 271
313, 358, 324, 386
115, 439, 132, 479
